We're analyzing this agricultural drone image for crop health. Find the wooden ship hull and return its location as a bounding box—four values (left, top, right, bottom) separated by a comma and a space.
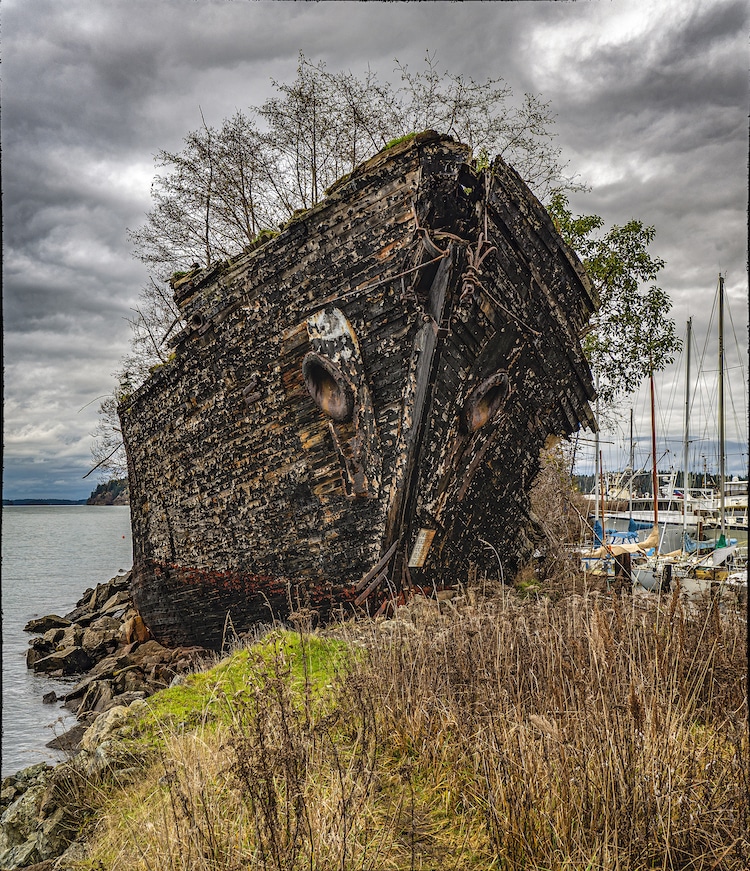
119, 132, 597, 649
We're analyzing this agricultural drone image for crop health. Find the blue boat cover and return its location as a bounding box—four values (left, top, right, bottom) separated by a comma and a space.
593, 519, 603, 547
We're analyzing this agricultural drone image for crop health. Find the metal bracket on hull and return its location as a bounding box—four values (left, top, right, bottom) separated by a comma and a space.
306, 308, 382, 499
383, 247, 458, 580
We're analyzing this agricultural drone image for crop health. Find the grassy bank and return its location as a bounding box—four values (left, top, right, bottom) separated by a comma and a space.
68, 588, 747, 870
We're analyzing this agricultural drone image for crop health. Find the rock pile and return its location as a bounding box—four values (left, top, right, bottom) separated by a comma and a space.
0, 702, 148, 870
24, 571, 209, 726
0, 764, 58, 869
0, 572, 212, 869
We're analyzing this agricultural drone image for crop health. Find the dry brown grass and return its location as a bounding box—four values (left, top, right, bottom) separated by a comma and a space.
359, 588, 748, 870
81, 588, 748, 871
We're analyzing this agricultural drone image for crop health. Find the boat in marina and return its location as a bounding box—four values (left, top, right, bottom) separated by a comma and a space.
120, 133, 598, 649
580, 277, 747, 598
721, 478, 748, 530
588, 483, 720, 539
628, 277, 747, 596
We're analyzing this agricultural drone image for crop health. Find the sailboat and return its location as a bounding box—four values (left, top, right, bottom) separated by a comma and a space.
633, 275, 745, 595
631, 346, 670, 591
676, 275, 744, 596
601, 329, 720, 545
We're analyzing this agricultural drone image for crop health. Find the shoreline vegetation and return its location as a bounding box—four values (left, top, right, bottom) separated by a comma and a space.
3, 500, 90, 506
2, 477, 131, 507
2, 575, 748, 870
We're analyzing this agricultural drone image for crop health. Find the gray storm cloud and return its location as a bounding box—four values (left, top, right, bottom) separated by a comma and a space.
3, 0, 746, 498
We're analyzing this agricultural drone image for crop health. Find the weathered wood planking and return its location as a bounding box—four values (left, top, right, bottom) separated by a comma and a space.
120, 133, 597, 649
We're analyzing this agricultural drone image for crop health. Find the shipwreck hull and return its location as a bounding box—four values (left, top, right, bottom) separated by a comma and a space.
120, 133, 597, 649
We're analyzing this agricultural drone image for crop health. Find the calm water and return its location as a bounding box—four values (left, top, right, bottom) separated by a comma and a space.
1, 506, 133, 777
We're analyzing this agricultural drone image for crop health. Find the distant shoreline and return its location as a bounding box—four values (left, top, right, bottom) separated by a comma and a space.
4, 477, 130, 508
1, 499, 130, 506
2, 499, 89, 506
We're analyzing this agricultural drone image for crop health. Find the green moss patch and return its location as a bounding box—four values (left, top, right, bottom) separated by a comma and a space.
123, 631, 352, 745
384, 131, 418, 150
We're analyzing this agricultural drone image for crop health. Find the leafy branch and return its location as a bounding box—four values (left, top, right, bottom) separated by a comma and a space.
548, 192, 681, 408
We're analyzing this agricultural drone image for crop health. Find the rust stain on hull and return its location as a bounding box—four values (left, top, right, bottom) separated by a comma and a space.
132, 560, 359, 649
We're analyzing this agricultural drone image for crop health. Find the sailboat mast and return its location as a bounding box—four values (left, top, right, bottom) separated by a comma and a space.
599, 450, 607, 536
594, 374, 600, 526
629, 408, 634, 522
683, 318, 692, 538
650, 357, 659, 543
718, 274, 726, 539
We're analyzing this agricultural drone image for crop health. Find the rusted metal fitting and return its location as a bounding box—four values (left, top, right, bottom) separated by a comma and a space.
463, 371, 509, 432
302, 352, 354, 422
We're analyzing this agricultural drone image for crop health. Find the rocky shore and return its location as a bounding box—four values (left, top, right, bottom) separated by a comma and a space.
1, 572, 211, 870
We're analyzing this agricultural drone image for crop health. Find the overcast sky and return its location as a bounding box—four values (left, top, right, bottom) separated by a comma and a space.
3, 0, 747, 499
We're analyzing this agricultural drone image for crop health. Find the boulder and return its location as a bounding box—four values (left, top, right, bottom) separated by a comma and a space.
61, 604, 95, 626
100, 590, 131, 615
77, 679, 115, 715
44, 723, 88, 752
90, 582, 116, 612
79, 705, 130, 754
63, 580, 123, 624
58, 625, 83, 649
35, 805, 75, 860
0, 763, 85, 868
120, 639, 170, 669
111, 570, 132, 588
78, 587, 95, 604
0, 781, 49, 866
62, 645, 138, 703
86, 576, 129, 610
120, 614, 152, 645
81, 626, 120, 659
36, 807, 69, 860
56, 839, 88, 867
41, 628, 65, 645
23, 616, 70, 634
2, 763, 50, 790
26, 640, 55, 669
29, 637, 55, 652
103, 690, 146, 713
42, 691, 57, 705
0, 838, 40, 868
1, 764, 51, 816
88, 615, 121, 632
32, 647, 93, 676
112, 669, 151, 696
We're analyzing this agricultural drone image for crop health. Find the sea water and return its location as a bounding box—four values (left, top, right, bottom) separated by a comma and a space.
1, 506, 133, 776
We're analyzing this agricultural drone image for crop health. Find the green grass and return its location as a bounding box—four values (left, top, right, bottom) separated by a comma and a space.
248, 228, 279, 247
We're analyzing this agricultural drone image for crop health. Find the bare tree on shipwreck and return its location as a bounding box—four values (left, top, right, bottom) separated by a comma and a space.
119, 132, 598, 649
